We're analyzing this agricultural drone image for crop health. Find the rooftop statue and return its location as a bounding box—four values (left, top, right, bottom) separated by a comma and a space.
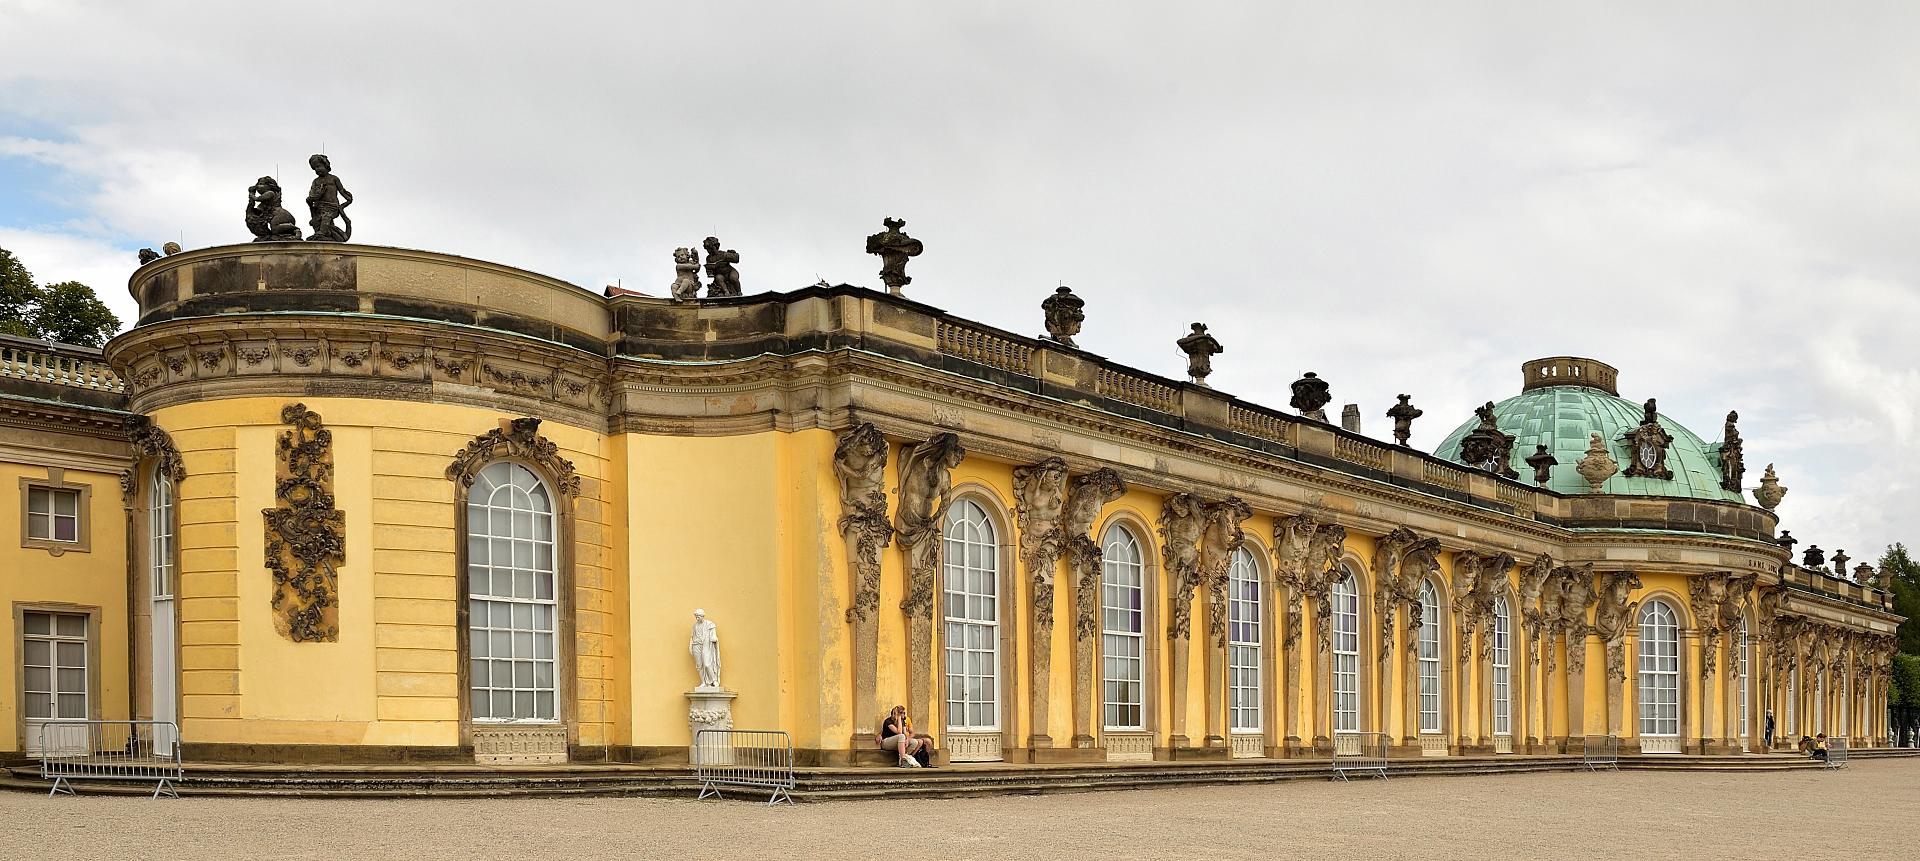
1776, 530, 1797, 555
864, 217, 923, 297
1175, 323, 1223, 386
1718, 410, 1745, 492
1385, 394, 1422, 446
1803, 545, 1825, 569
1289, 372, 1331, 422
248, 176, 304, 242
138, 248, 161, 264
1575, 431, 1618, 492
702, 237, 741, 298
1525, 444, 1558, 486
1832, 549, 1849, 577
1619, 398, 1674, 480
1458, 401, 1520, 480
304, 155, 353, 242
1041, 285, 1085, 348
162, 242, 181, 255
668, 247, 702, 301
1753, 463, 1787, 511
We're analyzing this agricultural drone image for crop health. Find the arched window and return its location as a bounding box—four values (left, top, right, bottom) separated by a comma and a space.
1101, 525, 1145, 731
1816, 670, 1825, 735
468, 462, 558, 723
150, 468, 177, 731
943, 498, 999, 730
1418, 580, 1442, 733
1638, 600, 1679, 737
1331, 570, 1360, 733
1491, 597, 1511, 737
1228, 547, 1262, 732
1787, 666, 1797, 735
1737, 617, 1750, 739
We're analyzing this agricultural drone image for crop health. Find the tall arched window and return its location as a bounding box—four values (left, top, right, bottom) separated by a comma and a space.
1418, 580, 1442, 733
943, 499, 999, 730
1227, 547, 1261, 732
1331, 570, 1360, 733
1638, 600, 1679, 737
1101, 525, 1145, 731
150, 468, 177, 731
1816, 670, 1825, 735
1491, 597, 1511, 737
1737, 617, 1750, 739
468, 462, 558, 723
1787, 666, 1797, 735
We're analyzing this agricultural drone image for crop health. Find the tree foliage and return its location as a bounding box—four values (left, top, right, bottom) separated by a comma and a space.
1881, 543, 1920, 656
1893, 653, 1920, 709
0, 245, 121, 347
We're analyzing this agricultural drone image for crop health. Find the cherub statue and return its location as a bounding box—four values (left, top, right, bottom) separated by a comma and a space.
702, 237, 742, 297
668, 247, 702, 301
304, 155, 352, 242
247, 176, 304, 242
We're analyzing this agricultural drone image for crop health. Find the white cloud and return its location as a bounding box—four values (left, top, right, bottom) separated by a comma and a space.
1, 1, 1917, 558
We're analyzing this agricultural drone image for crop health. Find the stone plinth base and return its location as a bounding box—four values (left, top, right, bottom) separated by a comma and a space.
1169, 745, 1231, 761
687, 688, 737, 765
472, 725, 569, 765
1030, 746, 1106, 763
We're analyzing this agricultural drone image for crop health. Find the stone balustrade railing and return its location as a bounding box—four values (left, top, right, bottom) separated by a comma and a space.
936, 321, 1033, 375
1422, 460, 1469, 492
1333, 435, 1390, 471
0, 339, 124, 393
1227, 405, 1293, 445
1096, 367, 1178, 413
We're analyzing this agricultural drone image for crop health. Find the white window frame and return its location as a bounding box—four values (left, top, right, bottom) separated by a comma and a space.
1737, 617, 1750, 739
943, 498, 1000, 731
1638, 601, 1680, 737
467, 461, 560, 724
1331, 571, 1360, 733
1418, 580, 1442, 733
1227, 546, 1262, 732
22, 609, 92, 752
1101, 525, 1145, 731
151, 471, 175, 601
1491, 597, 1511, 736
20, 471, 91, 555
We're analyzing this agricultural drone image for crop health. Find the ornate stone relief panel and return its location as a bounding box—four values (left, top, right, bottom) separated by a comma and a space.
119, 414, 187, 502
445, 417, 581, 498
264, 403, 345, 643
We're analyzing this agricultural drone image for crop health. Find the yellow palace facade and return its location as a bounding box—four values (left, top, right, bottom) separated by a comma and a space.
0, 240, 1902, 767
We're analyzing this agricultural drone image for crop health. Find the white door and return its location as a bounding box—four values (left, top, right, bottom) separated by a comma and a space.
23, 611, 89, 755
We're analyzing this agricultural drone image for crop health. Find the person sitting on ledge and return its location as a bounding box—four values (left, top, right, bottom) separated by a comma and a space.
880, 705, 936, 768
1811, 733, 1829, 761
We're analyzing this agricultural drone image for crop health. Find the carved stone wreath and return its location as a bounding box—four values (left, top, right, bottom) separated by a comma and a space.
264, 403, 345, 643
445, 417, 581, 498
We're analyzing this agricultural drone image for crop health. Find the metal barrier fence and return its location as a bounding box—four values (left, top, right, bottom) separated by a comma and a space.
694, 729, 795, 805
1582, 735, 1620, 771
40, 720, 182, 798
1823, 737, 1849, 770
1330, 732, 1389, 782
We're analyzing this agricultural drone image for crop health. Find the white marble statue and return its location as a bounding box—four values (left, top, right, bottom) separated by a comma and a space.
690, 609, 722, 690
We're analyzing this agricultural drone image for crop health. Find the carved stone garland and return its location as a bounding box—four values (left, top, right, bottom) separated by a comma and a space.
120, 414, 187, 502
445, 417, 581, 498
264, 404, 345, 643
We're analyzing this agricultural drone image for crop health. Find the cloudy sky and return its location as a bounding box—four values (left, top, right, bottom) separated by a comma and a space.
3, 2, 1916, 560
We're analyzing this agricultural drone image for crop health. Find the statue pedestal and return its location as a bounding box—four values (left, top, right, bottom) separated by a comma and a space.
687, 688, 737, 765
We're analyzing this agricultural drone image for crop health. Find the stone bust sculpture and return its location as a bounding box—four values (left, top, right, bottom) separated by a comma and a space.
690, 608, 722, 690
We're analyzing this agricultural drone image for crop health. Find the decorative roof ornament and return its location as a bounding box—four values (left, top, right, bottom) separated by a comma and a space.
248, 176, 304, 242
1753, 463, 1787, 510
668, 247, 702, 301
1041, 285, 1085, 348
1175, 323, 1223, 387
1458, 401, 1520, 480
1831, 549, 1849, 577
702, 237, 742, 297
1718, 410, 1745, 492
1802, 545, 1825, 569
1290, 372, 1331, 422
1524, 444, 1559, 486
1856, 563, 1878, 587
864, 217, 923, 297
1575, 431, 1618, 493
1775, 529, 1797, 555
162, 242, 181, 256
1385, 394, 1422, 447
304, 155, 352, 242
1619, 398, 1674, 480
138, 248, 161, 264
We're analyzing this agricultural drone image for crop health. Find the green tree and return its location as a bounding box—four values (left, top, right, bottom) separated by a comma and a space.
1881, 543, 1920, 656
32, 280, 122, 348
0, 246, 40, 339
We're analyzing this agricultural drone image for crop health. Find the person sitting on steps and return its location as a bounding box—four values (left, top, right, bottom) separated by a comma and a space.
1811, 733, 1829, 761
880, 705, 936, 768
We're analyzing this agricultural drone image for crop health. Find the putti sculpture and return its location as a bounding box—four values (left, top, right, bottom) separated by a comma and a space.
865, 217, 924, 296
247, 176, 303, 242
702, 237, 742, 297
668, 247, 702, 301
304, 155, 353, 242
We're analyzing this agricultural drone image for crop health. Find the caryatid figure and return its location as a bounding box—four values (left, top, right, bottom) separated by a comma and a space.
865, 217, 924, 296
304, 154, 353, 242
1176, 323, 1223, 386
690, 608, 722, 690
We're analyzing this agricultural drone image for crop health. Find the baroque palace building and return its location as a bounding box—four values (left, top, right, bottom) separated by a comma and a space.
0, 238, 1903, 767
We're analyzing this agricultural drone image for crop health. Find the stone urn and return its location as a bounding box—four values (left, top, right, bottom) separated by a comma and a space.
1575, 432, 1618, 493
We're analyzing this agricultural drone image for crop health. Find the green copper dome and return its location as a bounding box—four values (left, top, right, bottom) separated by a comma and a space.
1432, 357, 1744, 502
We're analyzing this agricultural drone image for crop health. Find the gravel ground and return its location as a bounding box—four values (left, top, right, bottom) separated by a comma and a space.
2, 759, 1911, 861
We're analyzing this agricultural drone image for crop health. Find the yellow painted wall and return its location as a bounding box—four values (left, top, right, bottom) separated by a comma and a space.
0, 460, 130, 752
